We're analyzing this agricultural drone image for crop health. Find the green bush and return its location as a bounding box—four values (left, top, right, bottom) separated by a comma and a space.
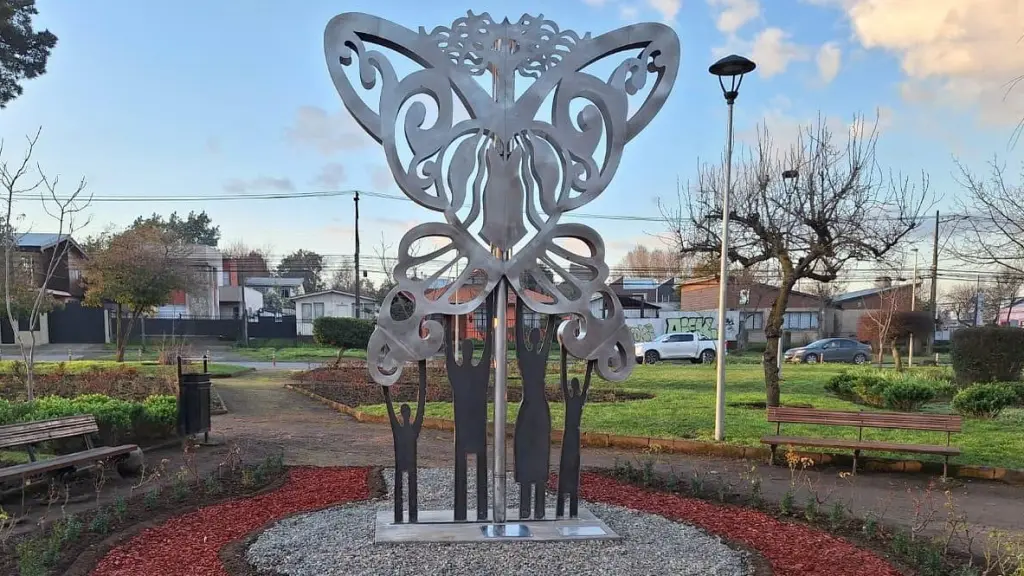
0, 393, 177, 447
853, 374, 891, 407
952, 383, 1018, 419
313, 317, 375, 349
881, 381, 936, 412
951, 326, 1024, 385
825, 372, 857, 397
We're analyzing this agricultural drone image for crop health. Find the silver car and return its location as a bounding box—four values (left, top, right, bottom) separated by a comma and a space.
783, 338, 871, 364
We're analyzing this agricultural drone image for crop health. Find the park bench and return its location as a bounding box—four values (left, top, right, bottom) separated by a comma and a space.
762, 407, 962, 477
0, 415, 141, 487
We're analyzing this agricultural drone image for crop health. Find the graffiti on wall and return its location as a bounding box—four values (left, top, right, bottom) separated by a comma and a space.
625, 311, 740, 343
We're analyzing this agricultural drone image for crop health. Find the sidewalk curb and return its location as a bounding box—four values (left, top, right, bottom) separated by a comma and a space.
284, 384, 1024, 486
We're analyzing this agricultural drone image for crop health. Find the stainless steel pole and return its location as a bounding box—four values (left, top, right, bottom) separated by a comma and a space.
910, 250, 918, 366
493, 276, 508, 523
714, 99, 736, 442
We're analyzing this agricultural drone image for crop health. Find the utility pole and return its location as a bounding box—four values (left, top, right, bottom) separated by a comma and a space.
910, 248, 918, 367
354, 191, 361, 319
240, 259, 248, 345
927, 210, 939, 356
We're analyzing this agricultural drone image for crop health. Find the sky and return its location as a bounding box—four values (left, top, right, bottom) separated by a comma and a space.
3, 0, 1023, 287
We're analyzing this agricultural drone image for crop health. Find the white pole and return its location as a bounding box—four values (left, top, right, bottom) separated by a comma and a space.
910, 250, 918, 367
714, 99, 736, 442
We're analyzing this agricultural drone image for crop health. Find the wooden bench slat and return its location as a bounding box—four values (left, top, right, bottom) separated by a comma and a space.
0, 415, 101, 448
0, 445, 138, 481
760, 435, 961, 456
766, 407, 961, 432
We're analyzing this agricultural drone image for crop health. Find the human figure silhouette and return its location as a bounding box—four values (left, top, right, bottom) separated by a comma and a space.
514, 298, 555, 520
557, 352, 593, 519
382, 359, 427, 523
446, 294, 495, 521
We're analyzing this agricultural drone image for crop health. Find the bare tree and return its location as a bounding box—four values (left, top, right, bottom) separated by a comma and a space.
985, 267, 1024, 324
0, 129, 91, 399
858, 286, 910, 367
662, 114, 928, 406
943, 283, 980, 326
806, 279, 847, 339
954, 160, 1024, 274
618, 244, 683, 278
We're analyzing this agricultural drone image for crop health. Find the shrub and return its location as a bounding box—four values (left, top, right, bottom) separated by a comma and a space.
0, 394, 177, 447
951, 326, 1024, 385
952, 383, 1018, 419
881, 381, 936, 412
853, 374, 891, 408
825, 372, 857, 397
313, 317, 375, 349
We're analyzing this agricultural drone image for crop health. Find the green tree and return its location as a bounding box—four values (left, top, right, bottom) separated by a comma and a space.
132, 210, 220, 246
84, 225, 191, 362
276, 249, 325, 293
0, 0, 57, 108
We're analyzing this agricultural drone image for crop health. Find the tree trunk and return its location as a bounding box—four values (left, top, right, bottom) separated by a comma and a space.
891, 342, 903, 372
763, 276, 797, 407
115, 303, 126, 362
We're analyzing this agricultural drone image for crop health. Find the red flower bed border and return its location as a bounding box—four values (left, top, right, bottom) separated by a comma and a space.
577, 472, 900, 576
89, 467, 899, 576
90, 467, 371, 576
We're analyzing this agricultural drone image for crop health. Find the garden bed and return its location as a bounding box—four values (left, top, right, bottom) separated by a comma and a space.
0, 454, 291, 576
291, 380, 653, 406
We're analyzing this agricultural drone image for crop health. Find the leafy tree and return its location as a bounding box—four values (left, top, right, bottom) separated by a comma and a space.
132, 210, 220, 246
664, 114, 927, 406
276, 249, 324, 293
0, 0, 57, 108
84, 225, 191, 362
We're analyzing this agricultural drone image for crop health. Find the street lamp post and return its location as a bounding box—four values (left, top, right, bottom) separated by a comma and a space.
709, 54, 756, 442
779, 170, 799, 376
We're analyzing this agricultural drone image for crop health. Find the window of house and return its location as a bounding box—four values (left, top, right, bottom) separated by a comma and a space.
301, 303, 312, 322
222, 271, 230, 286
744, 312, 764, 330
69, 268, 82, 281
281, 288, 291, 298
782, 312, 819, 330
313, 302, 325, 319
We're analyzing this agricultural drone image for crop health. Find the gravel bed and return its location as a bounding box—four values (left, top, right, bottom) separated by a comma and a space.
247, 469, 750, 576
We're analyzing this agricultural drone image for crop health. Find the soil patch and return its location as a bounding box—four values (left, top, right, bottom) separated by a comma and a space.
292, 381, 653, 406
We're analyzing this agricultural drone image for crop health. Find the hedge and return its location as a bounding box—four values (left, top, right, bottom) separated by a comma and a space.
951, 326, 1024, 385
313, 317, 375, 349
0, 394, 177, 448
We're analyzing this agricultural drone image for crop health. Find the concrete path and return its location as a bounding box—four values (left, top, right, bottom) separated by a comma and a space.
213, 372, 1024, 551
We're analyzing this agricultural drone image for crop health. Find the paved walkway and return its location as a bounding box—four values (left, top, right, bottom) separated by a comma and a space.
214, 372, 1024, 549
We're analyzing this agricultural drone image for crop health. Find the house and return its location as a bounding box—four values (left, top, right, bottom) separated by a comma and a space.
422, 282, 556, 342
14, 233, 88, 299
2, 233, 90, 345
830, 278, 917, 338
156, 244, 224, 318
245, 277, 305, 313
678, 276, 826, 346
589, 292, 663, 318
607, 276, 679, 309
292, 290, 379, 336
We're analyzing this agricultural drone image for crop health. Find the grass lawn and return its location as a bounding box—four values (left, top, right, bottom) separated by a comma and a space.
234, 346, 366, 362
0, 360, 249, 377
358, 362, 1024, 469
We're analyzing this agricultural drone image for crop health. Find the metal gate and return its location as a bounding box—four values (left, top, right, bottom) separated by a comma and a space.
1, 317, 12, 344
47, 301, 107, 343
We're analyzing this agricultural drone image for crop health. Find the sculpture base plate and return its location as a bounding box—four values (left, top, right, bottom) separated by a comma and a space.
374, 507, 620, 543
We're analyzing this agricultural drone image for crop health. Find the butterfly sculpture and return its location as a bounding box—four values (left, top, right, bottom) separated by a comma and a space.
324, 11, 680, 386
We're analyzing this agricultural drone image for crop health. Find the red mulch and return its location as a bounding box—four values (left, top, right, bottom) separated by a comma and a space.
90, 467, 371, 576
576, 472, 901, 576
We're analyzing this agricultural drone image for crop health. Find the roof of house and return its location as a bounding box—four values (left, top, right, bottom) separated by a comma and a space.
589, 292, 662, 308
833, 283, 917, 303
16, 233, 86, 256
291, 289, 378, 303
245, 277, 305, 287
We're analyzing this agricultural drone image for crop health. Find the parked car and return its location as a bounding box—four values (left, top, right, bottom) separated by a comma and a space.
635, 332, 718, 365
783, 338, 871, 364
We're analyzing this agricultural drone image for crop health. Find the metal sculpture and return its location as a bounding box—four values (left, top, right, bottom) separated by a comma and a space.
445, 294, 495, 521
382, 360, 427, 523
324, 10, 679, 529
557, 354, 593, 518
514, 298, 556, 520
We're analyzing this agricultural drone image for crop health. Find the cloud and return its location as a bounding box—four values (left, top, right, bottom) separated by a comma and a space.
371, 165, 396, 191
707, 0, 761, 34
648, 0, 682, 21
285, 105, 372, 155
312, 163, 347, 189
825, 0, 1024, 124
738, 97, 892, 151
715, 27, 810, 78
620, 5, 640, 20
582, 0, 608, 5
223, 177, 295, 194
816, 42, 842, 84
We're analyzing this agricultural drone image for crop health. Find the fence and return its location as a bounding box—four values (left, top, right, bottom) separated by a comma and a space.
110, 312, 298, 343
248, 314, 297, 340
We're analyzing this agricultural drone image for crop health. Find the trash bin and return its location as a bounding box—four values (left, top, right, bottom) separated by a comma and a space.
178, 372, 212, 437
